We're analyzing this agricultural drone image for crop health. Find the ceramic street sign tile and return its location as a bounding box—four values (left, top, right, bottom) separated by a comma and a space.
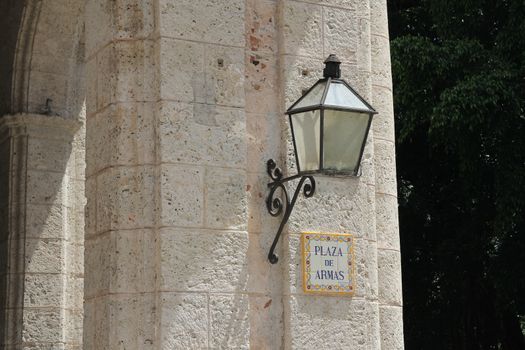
301, 232, 354, 295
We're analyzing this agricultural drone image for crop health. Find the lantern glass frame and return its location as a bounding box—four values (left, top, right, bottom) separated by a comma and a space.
287, 77, 377, 176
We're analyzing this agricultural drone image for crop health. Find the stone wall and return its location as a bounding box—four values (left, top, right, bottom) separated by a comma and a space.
83, 0, 403, 349
0, 0, 86, 347
0, 0, 402, 348
0, 115, 84, 349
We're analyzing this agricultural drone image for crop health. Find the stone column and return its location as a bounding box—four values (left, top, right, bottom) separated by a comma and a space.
278, 0, 382, 348
0, 114, 84, 349
84, 0, 251, 348
371, 1, 405, 349
84, 0, 158, 348
245, 0, 284, 348
84, 0, 403, 348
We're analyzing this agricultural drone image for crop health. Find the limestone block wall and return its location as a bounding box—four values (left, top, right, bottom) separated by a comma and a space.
83, 0, 403, 349
370, 1, 404, 348
280, 1, 376, 348
0, 114, 84, 349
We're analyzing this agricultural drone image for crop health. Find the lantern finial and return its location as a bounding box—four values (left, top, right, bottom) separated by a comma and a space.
323, 54, 341, 79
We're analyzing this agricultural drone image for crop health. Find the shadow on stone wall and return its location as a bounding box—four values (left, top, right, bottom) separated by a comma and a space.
0, 0, 24, 116
0, 0, 85, 344
0, 134, 12, 346
0, 116, 81, 347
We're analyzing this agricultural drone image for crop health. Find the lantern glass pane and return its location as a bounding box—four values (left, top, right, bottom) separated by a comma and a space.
291, 110, 321, 172
323, 109, 370, 173
325, 82, 370, 110
292, 81, 327, 110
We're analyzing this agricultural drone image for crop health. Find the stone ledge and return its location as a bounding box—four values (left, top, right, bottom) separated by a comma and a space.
0, 113, 82, 141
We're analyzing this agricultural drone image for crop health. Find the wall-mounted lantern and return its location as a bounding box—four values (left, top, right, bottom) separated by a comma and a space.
266, 54, 377, 264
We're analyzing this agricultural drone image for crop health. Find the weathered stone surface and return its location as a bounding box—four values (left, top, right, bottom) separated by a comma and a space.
371, 35, 393, 89
64, 309, 83, 345
375, 193, 400, 251
281, 1, 323, 59
65, 276, 84, 310
285, 296, 371, 349
84, 177, 97, 237
245, 0, 278, 116
289, 177, 375, 239
22, 308, 62, 343
158, 102, 246, 168
159, 164, 204, 227
109, 294, 157, 350
355, 238, 379, 300
23, 274, 63, 307
85, 0, 155, 56
246, 113, 281, 175
210, 294, 250, 349
160, 293, 208, 349
84, 234, 111, 298
247, 231, 283, 294
204, 167, 247, 230
86, 58, 97, 114
25, 203, 65, 239
21, 345, 67, 350
159, 0, 245, 47
160, 229, 248, 292
370, 0, 390, 37
66, 179, 86, 211
323, 8, 360, 66
246, 0, 278, 54
249, 295, 284, 350
27, 137, 72, 172
85, 230, 155, 296
93, 297, 110, 349
368, 301, 381, 349
83, 300, 95, 350
159, 42, 245, 106
246, 173, 282, 234
374, 139, 398, 196
318, 0, 368, 11
26, 71, 68, 117
86, 102, 156, 175
93, 294, 156, 350
157, 38, 205, 102
360, 139, 377, 186
65, 242, 83, 275
96, 40, 156, 109
283, 233, 303, 295
24, 239, 63, 274
281, 55, 324, 108
71, 130, 86, 182
96, 165, 156, 232
372, 85, 395, 142
204, 45, 245, 107
378, 249, 403, 306
26, 170, 65, 206
110, 229, 156, 293
380, 306, 404, 350
245, 56, 279, 115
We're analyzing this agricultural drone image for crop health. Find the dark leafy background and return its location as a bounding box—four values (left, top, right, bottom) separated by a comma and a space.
388, 1, 525, 348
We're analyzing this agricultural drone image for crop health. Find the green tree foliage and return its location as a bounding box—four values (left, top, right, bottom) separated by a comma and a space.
388, 1, 525, 348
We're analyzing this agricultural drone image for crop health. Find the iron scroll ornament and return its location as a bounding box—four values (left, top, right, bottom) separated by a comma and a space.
266, 159, 316, 264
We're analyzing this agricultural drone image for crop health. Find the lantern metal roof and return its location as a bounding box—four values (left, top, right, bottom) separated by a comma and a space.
286, 55, 377, 116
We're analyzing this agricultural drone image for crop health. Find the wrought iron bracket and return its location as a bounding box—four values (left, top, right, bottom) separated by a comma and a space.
266, 159, 316, 264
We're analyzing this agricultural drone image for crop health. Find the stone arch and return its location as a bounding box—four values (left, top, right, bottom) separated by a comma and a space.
9, 0, 85, 118
0, 0, 85, 348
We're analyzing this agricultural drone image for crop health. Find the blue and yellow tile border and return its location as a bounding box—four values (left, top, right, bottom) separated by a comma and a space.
301, 232, 355, 296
